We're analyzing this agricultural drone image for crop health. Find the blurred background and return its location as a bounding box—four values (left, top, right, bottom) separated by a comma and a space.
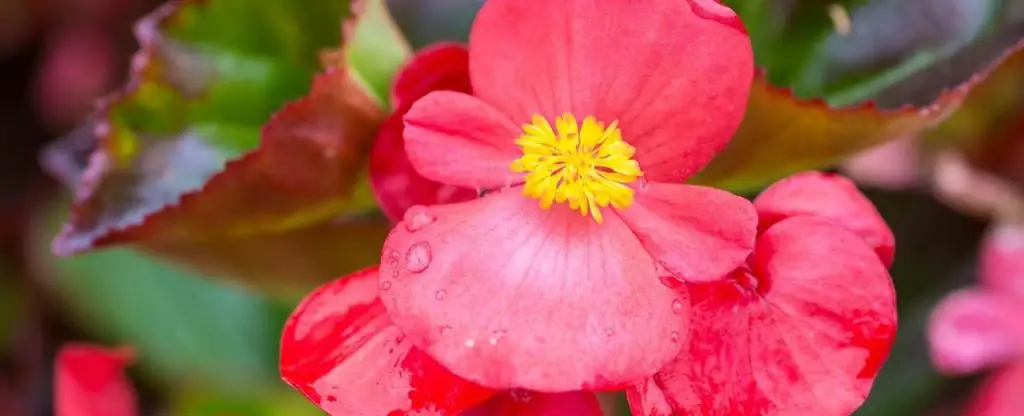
1, 0, 1024, 415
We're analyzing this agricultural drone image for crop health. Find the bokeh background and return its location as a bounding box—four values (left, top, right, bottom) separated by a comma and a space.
1, 0, 1023, 414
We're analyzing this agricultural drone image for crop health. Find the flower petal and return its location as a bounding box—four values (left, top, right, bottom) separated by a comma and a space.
463, 391, 604, 416
55, 344, 137, 416
640, 217, 896, 415
927, 289, 1024, 375
754, 172, 895, 266
980, 222, 1024, 298
379, 189, 690, 391
279, 266, 494, 415
964, 365, 1024, 416
372, 44, 477, 221
617, 183, 757, 283
403, 91, 521, 189
391, 43, 472, 110
469, 0, 753, 181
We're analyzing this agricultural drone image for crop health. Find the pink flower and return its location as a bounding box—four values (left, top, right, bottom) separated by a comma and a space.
929, 222, 1024, 415
377, 0, 757, 391
279, 266, 604, 415
370, 43, 478, 221
628, 172, 898, 415
55, 344, 137, 416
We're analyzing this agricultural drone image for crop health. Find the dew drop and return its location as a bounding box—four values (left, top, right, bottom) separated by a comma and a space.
434, 289, 447, 301
380, 281, 392, 291
405, 242, 432, 273
439, 325, 452, 335
395, 334, 405, 343
464, 338, 476, 348
403, 206, 436, 232
671, 299, 686, 315
325, 395, 337, 403
604, 328, 615, 337
489, 329, 507, 345
670, 331, 680, 343
391, 270, 399, 279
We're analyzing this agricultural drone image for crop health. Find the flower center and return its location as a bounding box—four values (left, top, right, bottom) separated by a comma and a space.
510, 113, 643, 223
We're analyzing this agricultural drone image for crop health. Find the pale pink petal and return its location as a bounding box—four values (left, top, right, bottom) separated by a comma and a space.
379, 189, 689, 391
928, 289, 1024, 375
617, 183, 757, 283
404, 91, 521, 189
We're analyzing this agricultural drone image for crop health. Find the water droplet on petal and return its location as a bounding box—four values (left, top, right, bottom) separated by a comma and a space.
439, 325, 452, 335
464, 338, 476, 348
405, 242, 432, 273
605, 328, 615, 337
489, 329, 506, 345
403, 206, 436, 232
670, 331, 680, 342
395, 334, 405, 343
434, 289, 447, 300
325, 395, 337, 403
637, 175, 649, 190
659, 275, 683, 289
671, 299, 686, 315
380, 281, 392, 291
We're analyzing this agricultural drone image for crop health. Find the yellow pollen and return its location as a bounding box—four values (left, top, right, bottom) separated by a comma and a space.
510, 113, 644, 224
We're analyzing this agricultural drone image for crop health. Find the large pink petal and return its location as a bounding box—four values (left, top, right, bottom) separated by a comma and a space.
403, 91, 521, 189
980, 222, 1024, 298
371, 44, 477, 221
379, 189, 690, 391
279, 266, 494, 415
965, 365, 1024, 416
633, 217, 897, 416
469, 0, 753, 181
927, 289, 1024, 375
462, 391, 604, 416
55, 344, 137, 416
754, 171, 895, 266
617, 183, 757, 283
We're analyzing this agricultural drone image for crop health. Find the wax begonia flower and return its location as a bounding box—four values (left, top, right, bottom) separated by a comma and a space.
370, 43, 478, 221
628, 172, 898, 415
380, 0, 757, 391
55, 344, 138, 416
280, 266, 607, 415
280, 266, 494, 415
929, 223, 1024, 416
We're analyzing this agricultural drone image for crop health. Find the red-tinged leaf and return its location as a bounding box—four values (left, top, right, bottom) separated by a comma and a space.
280, 266, 494, 415
462, 391, 604, 416
693, 31, 1024, 191
370, 43, 477, 222
55, 344, 137, 416
42, 0, 407, 290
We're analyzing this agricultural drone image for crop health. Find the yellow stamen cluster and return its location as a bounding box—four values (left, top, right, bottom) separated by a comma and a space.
510, 113, 643, 223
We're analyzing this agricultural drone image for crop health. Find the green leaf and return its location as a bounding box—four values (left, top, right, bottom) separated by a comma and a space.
32, 198, 289, 392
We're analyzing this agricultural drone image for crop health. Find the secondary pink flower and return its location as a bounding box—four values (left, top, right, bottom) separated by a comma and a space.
379, 0, 756, 391
370, 43, 478, 221
929, 222, 1024, 416
55, 344, 137, 416
279, 266, 603, 415
628, 172, 898, 415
